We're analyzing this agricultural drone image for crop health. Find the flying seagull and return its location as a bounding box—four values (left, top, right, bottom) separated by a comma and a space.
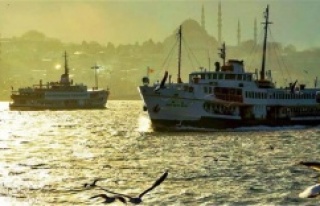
83, 178, 104, 189
299, 161, 320, 172
100, 170, 168, 204
90, 194, 127, 204
298, 161, 320, 198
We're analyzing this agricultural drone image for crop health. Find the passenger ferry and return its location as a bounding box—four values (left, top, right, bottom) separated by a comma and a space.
138, 6, 320, 130
10, 52, 109, 110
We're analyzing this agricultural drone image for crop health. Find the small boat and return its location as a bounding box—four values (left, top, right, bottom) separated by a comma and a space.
138, 6, 320, 130
10, 51, 109, 110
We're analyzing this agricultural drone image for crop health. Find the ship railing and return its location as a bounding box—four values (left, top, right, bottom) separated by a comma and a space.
215, 93, 243, 103
11, 91, 20, 95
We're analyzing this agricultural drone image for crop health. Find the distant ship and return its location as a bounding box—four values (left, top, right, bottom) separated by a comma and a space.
138, 6, 320, 130
10, 52, 109, 110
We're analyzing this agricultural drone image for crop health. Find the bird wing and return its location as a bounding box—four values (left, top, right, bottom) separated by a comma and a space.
139, 171, 168, 198
93, 178, 104, 185
299, 184, 320, 198
116, 196, 127, 204
98, 186, 132, 198
299, 161, 320, 172
90, 194, 108, 199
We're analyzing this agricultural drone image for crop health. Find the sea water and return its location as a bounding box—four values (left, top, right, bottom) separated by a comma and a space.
0, 100, 319, 205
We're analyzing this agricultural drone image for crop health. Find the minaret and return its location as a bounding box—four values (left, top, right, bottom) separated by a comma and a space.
237, 19, 241, 46
254, 18, 257, 45
218, 2, 222, 45
201, 4, 205, 30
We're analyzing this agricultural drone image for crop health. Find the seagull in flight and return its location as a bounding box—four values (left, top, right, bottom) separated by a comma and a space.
90, 194, 127, 204
299, 161, 320, 172
83, 178, 104, 189
99, 170, 168, 204
298, 161, 320, 198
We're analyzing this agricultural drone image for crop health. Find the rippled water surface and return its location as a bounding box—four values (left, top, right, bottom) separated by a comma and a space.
0, 100, 320, 205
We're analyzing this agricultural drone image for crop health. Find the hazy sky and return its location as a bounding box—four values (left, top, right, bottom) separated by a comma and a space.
0, 0, 319, 50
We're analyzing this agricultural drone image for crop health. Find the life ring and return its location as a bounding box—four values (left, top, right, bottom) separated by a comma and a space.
153, 104, 160, 113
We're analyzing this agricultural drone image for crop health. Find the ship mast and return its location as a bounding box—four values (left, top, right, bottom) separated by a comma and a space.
260, 5, 272, 81
219, 42, 226, 66
64, 51, 69, 78
61, 51, 70, 85
177, 25, 182, 83
91, 63, 100, 89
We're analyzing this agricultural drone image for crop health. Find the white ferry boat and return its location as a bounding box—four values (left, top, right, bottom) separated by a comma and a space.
10, 52, 109, 110
138, 6, 320, 130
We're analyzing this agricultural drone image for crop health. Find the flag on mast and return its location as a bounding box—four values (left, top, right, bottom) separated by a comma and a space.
147, 67, 154, 74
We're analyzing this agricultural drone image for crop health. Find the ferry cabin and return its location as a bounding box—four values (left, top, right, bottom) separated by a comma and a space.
186, 59, 320, 121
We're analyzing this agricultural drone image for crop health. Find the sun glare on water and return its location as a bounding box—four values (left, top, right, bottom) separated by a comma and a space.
137, 114, 152, 132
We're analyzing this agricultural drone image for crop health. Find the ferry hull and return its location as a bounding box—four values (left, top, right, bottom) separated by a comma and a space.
139, 85, 320, 131
10, 91, 109, 111
9, 103, 107, 111
150, 117, 320, 131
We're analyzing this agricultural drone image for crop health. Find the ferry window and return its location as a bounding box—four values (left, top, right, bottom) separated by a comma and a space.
243, 75, 247, 81
218, 73, 224, 79
204, 87, 208, 93
212, 73, 217, 79
247, 75, 252, 81
201, 74, 205, 79
225, 74, 236, 80
207, 74, 212, 79
237, 74, 242, 80
209, 87, 212, 93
